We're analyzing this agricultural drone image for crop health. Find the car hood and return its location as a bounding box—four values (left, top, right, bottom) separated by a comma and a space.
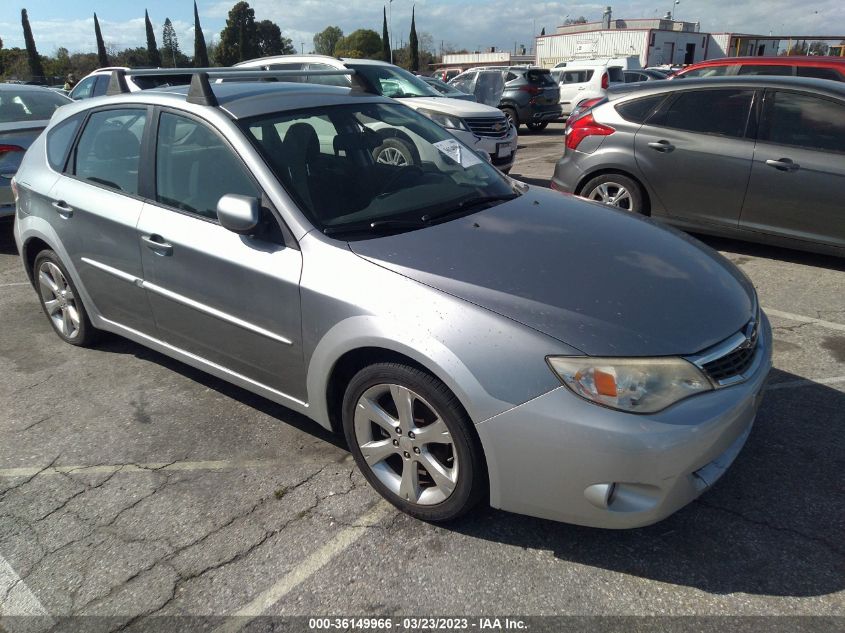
401, 96, 505, 118
349, 187, 755, 357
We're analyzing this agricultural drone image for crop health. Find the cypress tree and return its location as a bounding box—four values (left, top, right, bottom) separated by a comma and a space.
94, 13, 109, 67
409, 6, 419, 72
193, 1, 209, 67
382, 7, 390, 62
145, 10, 162, 67
21, 9, 46, 83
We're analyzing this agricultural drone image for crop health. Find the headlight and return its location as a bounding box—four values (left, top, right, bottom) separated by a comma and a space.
417, 109, 469, 131
547, 356, 712, 414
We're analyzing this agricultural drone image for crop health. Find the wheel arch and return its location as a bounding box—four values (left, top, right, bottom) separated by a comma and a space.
22, 236, 53, 285
574, 167, 653, 215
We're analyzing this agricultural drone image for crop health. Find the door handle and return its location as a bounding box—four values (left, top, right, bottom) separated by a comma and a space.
765, 158, 800, 172
51, 200, 73, 218
647, 141, 675, 152
141, 234, 173, 256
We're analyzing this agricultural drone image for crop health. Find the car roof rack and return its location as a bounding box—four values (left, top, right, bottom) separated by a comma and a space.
105, 67, 376, 106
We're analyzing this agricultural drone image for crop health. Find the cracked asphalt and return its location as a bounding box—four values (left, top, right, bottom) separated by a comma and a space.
1, 124, 843, 631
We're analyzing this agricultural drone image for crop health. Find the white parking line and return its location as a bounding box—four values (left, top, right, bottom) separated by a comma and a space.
0, 458, 334, 479
0, 554, 54, 631
212, 501, 393, 633
763, 307, 845, 332
766, 375, 845, 391
0, 282, 29, 288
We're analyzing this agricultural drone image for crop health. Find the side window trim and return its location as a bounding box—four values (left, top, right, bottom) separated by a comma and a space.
67, 104, 150, 200
150, 106, 298, 248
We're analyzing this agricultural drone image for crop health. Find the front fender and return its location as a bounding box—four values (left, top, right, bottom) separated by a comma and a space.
306, 314, 512, 431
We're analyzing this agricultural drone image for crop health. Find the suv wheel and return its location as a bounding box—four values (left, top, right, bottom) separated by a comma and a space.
373, 138, 416, 167
501, 107, 519, 131
525, 122, 548, 132
342, 363, 485, 522
34, 250, 98, 346
580, 174, 647, 215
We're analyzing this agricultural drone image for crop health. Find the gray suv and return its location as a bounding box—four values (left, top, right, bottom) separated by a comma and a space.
551, 76, 845, 257
13, 69, 771, 528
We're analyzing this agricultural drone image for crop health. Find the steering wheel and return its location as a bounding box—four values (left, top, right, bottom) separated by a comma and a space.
378, 165, 424, 196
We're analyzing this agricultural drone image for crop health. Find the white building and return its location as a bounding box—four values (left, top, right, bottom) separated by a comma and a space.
536, 7, 777, 68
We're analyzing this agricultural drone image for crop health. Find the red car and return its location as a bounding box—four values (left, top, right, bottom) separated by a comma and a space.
672, 56, 845, 82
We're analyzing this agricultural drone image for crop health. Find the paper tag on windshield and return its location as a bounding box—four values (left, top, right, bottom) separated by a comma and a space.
433, 139, 483, 168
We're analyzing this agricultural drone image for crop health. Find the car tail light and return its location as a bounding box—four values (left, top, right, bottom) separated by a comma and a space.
0, 144, 24, 179
519, 84, 542, 96
565, 113, 615, 151
601, 72, 609, 89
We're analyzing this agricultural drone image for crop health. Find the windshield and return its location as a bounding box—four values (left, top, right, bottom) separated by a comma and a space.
0, 89, 69, 123
346, 63, 441, 98
240, 102, 517, 237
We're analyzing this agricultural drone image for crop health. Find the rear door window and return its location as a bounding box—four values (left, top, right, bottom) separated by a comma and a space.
70, 76, 96, 99
758, 91, 845, 153
607, 67, 625, 83
678, 65, 730, 78
47, 114, 83, 172
526, 70, 556, 86
738, 64, 794, 76
450, 73, 476, 94
563, 70, 593, 84
650, 89, 754, 138
92, 75, 109, 97
306, 63, 350, 87
73, 108, 146, 195
796, 66, 844, 81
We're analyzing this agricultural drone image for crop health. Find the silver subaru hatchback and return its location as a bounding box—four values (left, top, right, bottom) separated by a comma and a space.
13, 70, 772, 528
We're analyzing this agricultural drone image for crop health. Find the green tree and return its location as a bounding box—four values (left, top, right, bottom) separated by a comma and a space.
21, 9, 46, 82
216, 1, 259, 66
382, 8, 390, 61
145, 10, 162, 66
94, 13, 109, 67
334, 29, 382, 59
313, 26, 343, 56
408, 6, 419, 71
193, 1, 210, 67
162, 18, 180, 66
256, 19, 294, 56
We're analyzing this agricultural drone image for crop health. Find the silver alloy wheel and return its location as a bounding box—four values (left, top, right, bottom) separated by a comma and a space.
375, 147, 408, 166
38, 261, 80, 339
354, 383, 458, 505
585, 182, 633, 211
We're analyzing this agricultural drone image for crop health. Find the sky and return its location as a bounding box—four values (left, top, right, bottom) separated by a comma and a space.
1, 1, 843, 57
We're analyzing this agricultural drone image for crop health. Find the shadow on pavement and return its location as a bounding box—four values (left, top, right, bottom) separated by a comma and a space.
444, 367, 844, 598
693, 233, 845, 272
0, 218, 19, 255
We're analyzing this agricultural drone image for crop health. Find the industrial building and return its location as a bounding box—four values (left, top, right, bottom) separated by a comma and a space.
535, 6, 778, 68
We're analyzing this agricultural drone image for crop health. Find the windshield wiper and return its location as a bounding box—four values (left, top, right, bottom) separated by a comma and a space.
420, 193, 519, 223
322, 218, 427, 236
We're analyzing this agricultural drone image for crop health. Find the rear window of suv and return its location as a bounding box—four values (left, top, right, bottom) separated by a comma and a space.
525, 70, 556, 86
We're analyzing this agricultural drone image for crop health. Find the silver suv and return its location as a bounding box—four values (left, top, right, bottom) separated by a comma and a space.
13, 69, 771, 528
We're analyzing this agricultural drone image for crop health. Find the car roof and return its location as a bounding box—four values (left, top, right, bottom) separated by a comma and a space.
0, 83, 65, 93
685, 56, 845, 68
235, 55, 396, 69
606, 75, 845, 101
52, 79, 391, 121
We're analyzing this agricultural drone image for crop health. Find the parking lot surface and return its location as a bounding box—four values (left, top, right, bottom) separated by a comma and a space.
1, 123, 843, 631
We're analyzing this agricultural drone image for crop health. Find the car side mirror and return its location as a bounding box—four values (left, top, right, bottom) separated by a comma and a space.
217, 194, 260, 235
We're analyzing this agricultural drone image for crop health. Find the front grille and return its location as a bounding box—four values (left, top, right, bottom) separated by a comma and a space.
465, 116, 510, 138
701, 319, 760, 384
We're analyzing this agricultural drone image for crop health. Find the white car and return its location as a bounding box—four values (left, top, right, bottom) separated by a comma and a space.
69, 67, 191, 100
234, 56, 518, 173
552, 63, 625, 116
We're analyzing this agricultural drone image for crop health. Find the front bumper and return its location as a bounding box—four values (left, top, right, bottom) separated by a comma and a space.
450, 126, 518, 171
476, 314, 773, 529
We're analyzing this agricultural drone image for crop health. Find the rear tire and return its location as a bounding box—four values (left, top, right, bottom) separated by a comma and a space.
342, 363, 485, 522
579, 173, 647, 215
33, 250, 98, 346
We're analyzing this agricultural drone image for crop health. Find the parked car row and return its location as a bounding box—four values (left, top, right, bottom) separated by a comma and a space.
13, 67, 772, 529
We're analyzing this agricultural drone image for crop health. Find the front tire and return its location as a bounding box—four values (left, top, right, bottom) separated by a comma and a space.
342, 363, 485, 522
33, 250, 98, 346
580, 173, 647, 214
